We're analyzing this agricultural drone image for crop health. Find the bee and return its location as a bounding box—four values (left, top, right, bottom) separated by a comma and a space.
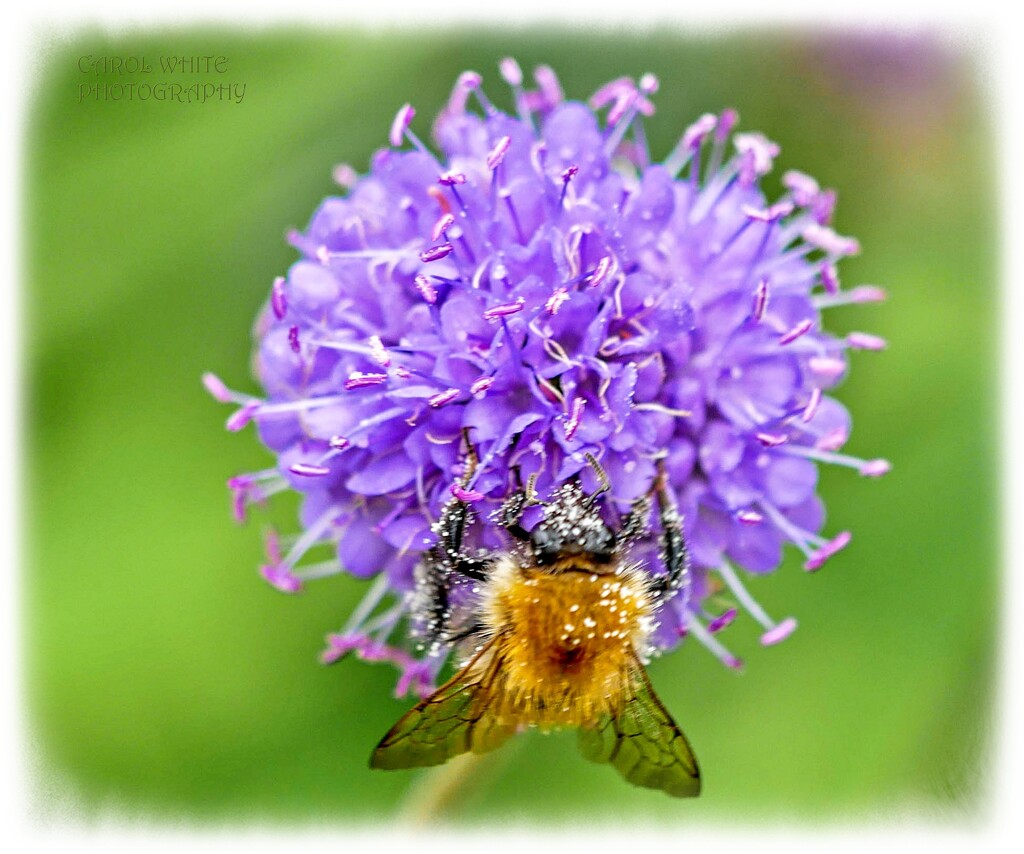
369, 440, 700, 798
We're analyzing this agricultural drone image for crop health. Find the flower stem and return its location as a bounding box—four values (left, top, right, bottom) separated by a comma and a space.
395, 752, 492, 827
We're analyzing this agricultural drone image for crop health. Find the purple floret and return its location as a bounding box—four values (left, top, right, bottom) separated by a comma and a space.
207, 61, 887, 691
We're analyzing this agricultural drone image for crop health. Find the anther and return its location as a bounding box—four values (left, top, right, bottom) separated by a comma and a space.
431, 213, 455, 242
803, 531, 852, 571
420, 243, 453, 263
483, 299, 525, 320
344, 371, 388, 390
413, 274, 438, 304
389, 104, 415, 147
487, 136, 511, 170
428, 388, 460, 408
779, 318, 814, 345
290, 462, 331, 477
271, 276, 288, 319
847, 332, 887, 351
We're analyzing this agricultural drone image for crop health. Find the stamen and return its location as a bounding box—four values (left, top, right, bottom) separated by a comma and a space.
802, 223, 860, 257
431, 213, 455, 242
751, 277, 769, 321
427, 388, 460, 408
586, 256, 614, 289
820, 263, 840, 295
270, 276, 288, 319
812, 285, 888, 309
564, 397, 586, 441
804, 531, 852, 572
389, 104, 415, 147
816, 427, 848, 451
289, 462, 331, 478
808, 356, 846, 379
781, 443, 891, 478
780, 318, 815, 345
344, 371, 388, 390
202, 372, 234, 404
226, 401, 259, 432
782, 170, 820, 206
707, 608, 737, 633
684, 612, 744, 670
801, 387, 822, 422
483, 298, 525, 320
260, 563, 302, 594
756, 432, 787, 447
451, 482, 485, 502
718, 559, 797, 646
736, 510, 763, 525
545, 287, 570, 314
413, 274, 438, 304
499, 57, 523, 87
847, 332, 887, 351
420, 243, 453, 263
486, 135, 511, 170
470, 376, 494, 395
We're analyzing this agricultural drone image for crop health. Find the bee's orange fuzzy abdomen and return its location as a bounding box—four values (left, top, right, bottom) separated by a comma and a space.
476, 556, 654, 728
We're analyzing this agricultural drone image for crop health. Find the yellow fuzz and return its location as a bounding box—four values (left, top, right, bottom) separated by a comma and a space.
472, 554, 655, 729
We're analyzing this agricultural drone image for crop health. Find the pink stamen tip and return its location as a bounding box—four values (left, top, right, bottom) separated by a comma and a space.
288, 325, 301, 353
270, 276, 288, 319
545, 287, 570, 314
438, 171, 466, 186
752, 277, 769, 320
487, 135, 511, 170
638, 72, 659, 95
260, 564, 302, 594
329, 435, 351, 451
470, 376, 494, 395
290, 462, 331, 477
813, 189, 837, 224
457, 70, 482, 90
761, 617, 798, 646
737, 510, 763, 526
847, 331, 888, 351
715, 107, 739, 141
499, 57, 523, 87
315, 245, 330, 265
431, 213, 456, 242
419, 243, 453, 263
450, 482, 485, 502
561, 165, 579, 183
368, 335, 391, 367
743, 201, 794, 222
389, 103, 415, 147
803, 223, 860, 256
564, 397, 586, 441
414, 274, 438, 304
817, 427, 848, 451
682, 113, 717, 149
589, 77, 633, 109
734, 132, 780, 176
801, 387, 822, 423
782, 170, 820, 206
226, 402, 259, 432
756, 432, 787, 447
428, 388, 460, 408
588, 256, 614, 289
534, 65, 564, 106
332, 163, 357, 188
344, 371, 388, 390
780, 318, 815, 345
808, 356, 847, 379
725, 656, 745, 671
804, 531, 852, 572
202, 372, 232, 403
859, 459, 892, 478
821, 263, 840, 295
483, 299, 525, 320
708, 608, 738, 633
320, 633, 361, 664
850, 285, 888, 303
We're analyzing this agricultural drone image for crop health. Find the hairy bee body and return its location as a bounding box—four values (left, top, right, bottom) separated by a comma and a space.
475, 555, 654, 729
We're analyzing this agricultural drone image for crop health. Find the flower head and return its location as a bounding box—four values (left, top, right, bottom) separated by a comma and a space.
208, 62, 886, 692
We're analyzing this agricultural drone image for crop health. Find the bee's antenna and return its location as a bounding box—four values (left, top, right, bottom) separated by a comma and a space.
460, 427, 479, 482
584, 453, 611, 505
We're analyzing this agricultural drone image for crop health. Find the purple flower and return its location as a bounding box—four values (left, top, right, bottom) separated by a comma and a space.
207, 62, 887, 691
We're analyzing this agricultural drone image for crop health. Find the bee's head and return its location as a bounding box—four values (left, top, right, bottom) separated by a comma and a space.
530, 481, 616, 565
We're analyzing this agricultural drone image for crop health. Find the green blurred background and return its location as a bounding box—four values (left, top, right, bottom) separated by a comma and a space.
25, 27, 996, 823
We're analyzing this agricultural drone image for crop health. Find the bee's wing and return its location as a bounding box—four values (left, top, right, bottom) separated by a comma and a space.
370, 639, 515, 770
577, 652, 701, 797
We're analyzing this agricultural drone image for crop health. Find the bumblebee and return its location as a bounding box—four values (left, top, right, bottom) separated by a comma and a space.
370, 442, 700, 798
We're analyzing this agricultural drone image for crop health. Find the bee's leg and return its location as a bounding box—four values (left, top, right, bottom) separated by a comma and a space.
647, 459, 690, 606
416, 433, 491, 646
492, 466, 539, 542
616, 493, 653, 548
